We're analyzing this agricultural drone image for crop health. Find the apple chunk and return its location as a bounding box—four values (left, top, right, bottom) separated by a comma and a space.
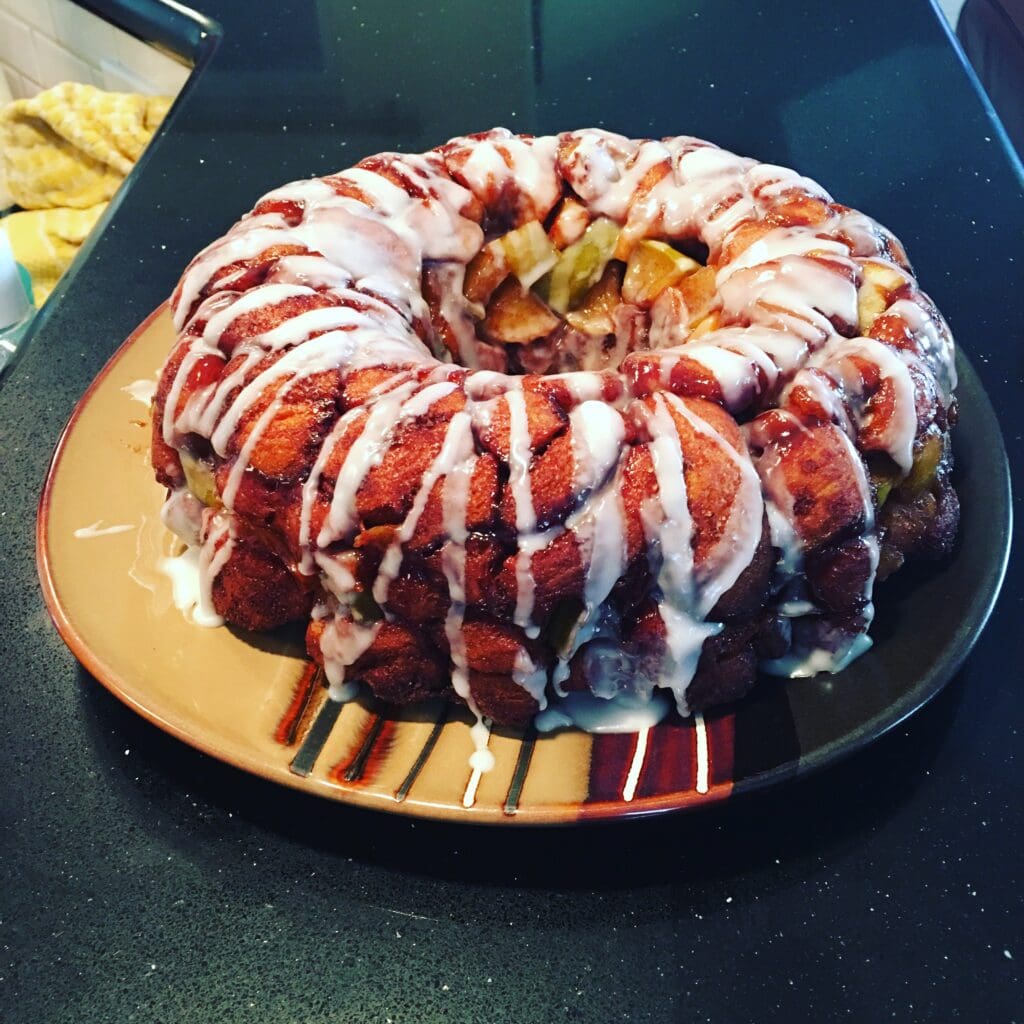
464, 221, 557, 304
464, 245, 509, 304
622, 239, 701, 306
500, 220, 558, 288
677, 264, 717, 324
857, 259, 910, 333
566, 263, 624, 337
548, 196, 591, 249
482, 278, 562, 344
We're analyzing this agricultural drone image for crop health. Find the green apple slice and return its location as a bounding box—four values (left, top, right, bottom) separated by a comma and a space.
465, 221, 557, 303
898, 433, 943, 498
537, 218, 621, 314
181, 451, 218, 507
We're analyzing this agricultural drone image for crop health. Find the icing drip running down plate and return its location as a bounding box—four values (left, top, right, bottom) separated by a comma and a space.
37, 308, 1010, 824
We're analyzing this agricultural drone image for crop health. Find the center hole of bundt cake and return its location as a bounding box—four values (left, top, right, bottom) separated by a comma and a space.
451, 213, 712, 375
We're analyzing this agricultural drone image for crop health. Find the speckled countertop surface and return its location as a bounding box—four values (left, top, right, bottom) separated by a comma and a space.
1, 1, 1022, 1021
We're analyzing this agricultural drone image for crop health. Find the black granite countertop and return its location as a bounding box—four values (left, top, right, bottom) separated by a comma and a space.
2, 1, 1022, 1021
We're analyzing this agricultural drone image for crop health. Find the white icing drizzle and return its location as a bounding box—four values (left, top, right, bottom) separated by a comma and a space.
317, 378, 421, 547
446, 129, 561, 224
397, 379, 458, 419
764, 498, 803, 578
157, 513, 233, 629
440, 448, 476, 705
577, 485, 626, 612
505, 387, 541, 634
318, 611, 381, 699
800, 336, 920, 473
122, 378, 157, 406
553, 409, 628, 691
160, 487, 204, 547
514, 529, 558, 640
642, 394, 722, 714
662, 393, 764, 616
427, 261, 482, 367
716, 254, 857, 345
534, 690, 672, 734
789, 366, 855, 435
511, 649, 549, 708
885, 296, 957, 400
717, 225, 849, 278
200, 283, 315, 343
175, 227, 308, 330
197, 512, 235, 622
505, 388, 537, 534
568, 400, 626, 494
669, 341, 771, 409
313, 550, 356, 598
761, 632, 873, 678
747, 411, 873, 555
219, 375, 298, 509
157, 545, 223, 627
547, 369, 614, 404
462, 717, 495, 807
635, 323, 810, 414
372, 409, 474, 606
73, 520, 135, 538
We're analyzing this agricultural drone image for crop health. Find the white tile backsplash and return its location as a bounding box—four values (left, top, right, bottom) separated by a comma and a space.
33, 30, 100, 88
2, 62, 25, 101
50, 1, 115, 61
3, 0, 54, 35
112, 30, 190, 95
99, 57, 153, 97
1, 61, 26, 101
114, 23, 165, 79
3, 65, 42, 102
0, 9, 38, 81
0, 0, 191, 102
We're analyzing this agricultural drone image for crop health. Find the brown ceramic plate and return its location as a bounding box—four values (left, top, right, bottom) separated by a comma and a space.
37, 306, 1011, 824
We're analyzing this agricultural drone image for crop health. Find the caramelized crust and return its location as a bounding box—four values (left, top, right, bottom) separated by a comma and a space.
209, 529, 314, 632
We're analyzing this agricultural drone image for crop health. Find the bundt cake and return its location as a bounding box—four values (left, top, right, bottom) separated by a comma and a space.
151, 128, 959, 732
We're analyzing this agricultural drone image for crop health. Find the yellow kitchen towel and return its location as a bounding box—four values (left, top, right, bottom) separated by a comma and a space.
0, 82, 170, 302
0, 205, 105, 305
0, 82, 171, 209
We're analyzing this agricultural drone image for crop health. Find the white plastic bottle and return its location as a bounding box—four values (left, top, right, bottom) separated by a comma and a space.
0, 232, 34, 376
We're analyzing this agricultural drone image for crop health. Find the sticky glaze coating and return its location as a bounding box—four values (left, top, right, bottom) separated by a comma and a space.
151, 128, 958, 728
